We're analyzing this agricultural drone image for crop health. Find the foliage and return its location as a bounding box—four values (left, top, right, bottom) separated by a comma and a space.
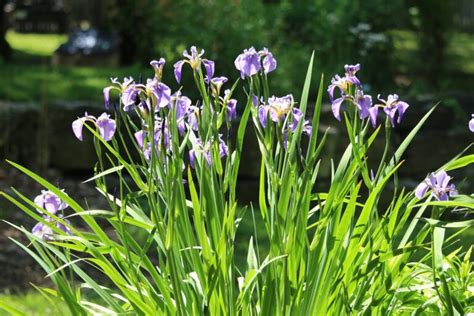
1, 46, 474, 315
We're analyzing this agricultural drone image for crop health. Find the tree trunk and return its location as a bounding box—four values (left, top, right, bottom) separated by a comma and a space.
0, 0, 12, 61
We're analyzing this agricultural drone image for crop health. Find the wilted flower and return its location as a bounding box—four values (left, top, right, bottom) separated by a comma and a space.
415, 170, 458, 201
469, 114, 474, 132
174, 46, 214, 83
34, 190, 68, 215
377, 94, 409, 127
72, 112, 116, 142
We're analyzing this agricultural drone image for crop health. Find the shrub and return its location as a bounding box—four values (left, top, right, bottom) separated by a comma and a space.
2, 46, 473, 315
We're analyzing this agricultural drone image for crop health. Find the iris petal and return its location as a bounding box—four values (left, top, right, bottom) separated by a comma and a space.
72, 118, 85, 141
415, 182, 429, 199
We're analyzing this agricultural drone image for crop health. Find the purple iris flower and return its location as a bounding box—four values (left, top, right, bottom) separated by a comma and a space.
291, 108, 304, 131
102, 77, 137, 111
219, 135, 229, 158
234, 47, 261, 79
252, 95, 259, 107
267, 94, 294, 125
183, 46, 205, 67
327, 75, 351, 121
377, 94, 409, 127
302, 120, 312, 136
121, 83, 142, 111
189, 138, 207, 168
328, 64, 371, 123
32, 215, 72, 240
258, 95, 291, 127
355, 91, 379, 127
260, 47, 277, 74
284, 119, 312, 149
415, 170, 458, 201
210, 76, 228, 97
146, 78, 171, 109
72, 112, 116, 142
355, 91, 371, 119
96, 113, 117, 141
258, 106, 269, 128
155, 119, 171, 151
189, 135, 228, 168
150, 58, 166, 80
344, 64, 361, 86
32, 219, 53, 239
328, 75, 350, 103
227, 99, 237, 120
171, 92, 191, 134
187, 105, 200, 131
32, 190, 71, 240
173, 46, 212, 83
174, 61, 185, 84
103, 87, 112, 109
202, 59, 215, 83
368, 106, 379, 128
224, 89, 237, 121
34, 190, 68, 215
136, 119, 172, 160
102, 77, 138, 111
135, 130, 146, 149
469, 114, 474, 132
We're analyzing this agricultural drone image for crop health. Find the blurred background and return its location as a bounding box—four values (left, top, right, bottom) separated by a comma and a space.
0, 0, 473, 310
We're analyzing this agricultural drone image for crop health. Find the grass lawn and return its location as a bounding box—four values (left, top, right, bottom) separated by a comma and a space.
1, 31, 148, 103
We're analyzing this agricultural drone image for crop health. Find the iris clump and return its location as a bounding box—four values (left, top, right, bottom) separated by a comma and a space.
2, 45, 473, 316
328, 64, 409, 127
